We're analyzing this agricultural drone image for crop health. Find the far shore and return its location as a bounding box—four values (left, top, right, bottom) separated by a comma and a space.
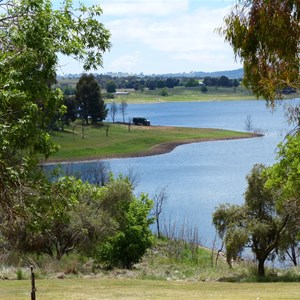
45, 132, 263, 165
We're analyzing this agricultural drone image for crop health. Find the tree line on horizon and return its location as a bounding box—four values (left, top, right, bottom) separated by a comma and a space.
53, 73, 241, 130
59, 74, 242, 96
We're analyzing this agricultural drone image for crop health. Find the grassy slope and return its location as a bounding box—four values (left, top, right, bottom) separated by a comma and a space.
48, 124, 256, 162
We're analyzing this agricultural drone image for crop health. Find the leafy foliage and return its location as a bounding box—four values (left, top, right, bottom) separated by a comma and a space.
266, 134, 300, 265
106, 80, 117, 93
76, 74, 108, 124
266, 135, 300, 206
2, 173, 154, 264
219, 0, 300, 103
97, 193, 154, 269
184, 78, 200, 87
203, 76, 239, 88
213, 164, 295, 276
0, 0, 110, 258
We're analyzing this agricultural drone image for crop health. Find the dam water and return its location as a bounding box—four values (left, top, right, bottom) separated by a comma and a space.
47, 99, 299, 248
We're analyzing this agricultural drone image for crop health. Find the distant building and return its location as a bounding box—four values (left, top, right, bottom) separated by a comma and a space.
114, 91, 129, 95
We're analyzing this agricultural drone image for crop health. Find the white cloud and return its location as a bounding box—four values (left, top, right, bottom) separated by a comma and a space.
106, 6, 232, 60
108, 52, 141, 72
57, 0, 240, 74
101, 0, 189, 17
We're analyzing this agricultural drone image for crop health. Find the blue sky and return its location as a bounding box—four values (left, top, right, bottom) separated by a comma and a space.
58, 0, 242, 75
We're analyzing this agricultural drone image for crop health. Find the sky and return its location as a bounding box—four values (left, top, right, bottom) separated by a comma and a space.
57, 0, 242, 75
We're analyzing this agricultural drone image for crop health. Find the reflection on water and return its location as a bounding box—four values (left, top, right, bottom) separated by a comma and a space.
46, 99, 299, 247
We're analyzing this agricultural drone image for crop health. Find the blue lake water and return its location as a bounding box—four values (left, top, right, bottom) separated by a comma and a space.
50, 99, 299, 247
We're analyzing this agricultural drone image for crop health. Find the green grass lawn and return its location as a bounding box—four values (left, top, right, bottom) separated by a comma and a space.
108, 85, 299, 103
47, 124, 257, 162
2, 279, 300, 300
111, 85, 258, 103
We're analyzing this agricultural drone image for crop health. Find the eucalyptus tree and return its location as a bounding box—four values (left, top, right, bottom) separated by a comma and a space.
0, 0, 110, 243
219, 0, 300, 104
213, 164, 298, 277
266, 134, 300, 262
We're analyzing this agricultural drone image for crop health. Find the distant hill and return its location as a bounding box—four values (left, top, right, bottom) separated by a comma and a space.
161, 68, 244, 79
197, 68, 244, 79
57, 68, 244, 80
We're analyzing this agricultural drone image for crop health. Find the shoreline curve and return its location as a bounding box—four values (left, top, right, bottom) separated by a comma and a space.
44, 133, 263, 165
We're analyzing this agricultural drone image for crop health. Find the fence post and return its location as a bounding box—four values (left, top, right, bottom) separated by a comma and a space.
31, 266, 36, 300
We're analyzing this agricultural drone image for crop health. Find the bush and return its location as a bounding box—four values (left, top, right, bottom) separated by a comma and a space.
201, 85, 208, 93
160, 88, 168, 97
105, 92, 115, 99
96, 194, 154, 268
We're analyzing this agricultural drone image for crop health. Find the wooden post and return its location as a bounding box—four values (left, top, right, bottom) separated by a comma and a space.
31, 266, 36, 300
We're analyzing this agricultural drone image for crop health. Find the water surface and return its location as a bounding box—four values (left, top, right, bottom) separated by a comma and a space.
51, 99, 299, 246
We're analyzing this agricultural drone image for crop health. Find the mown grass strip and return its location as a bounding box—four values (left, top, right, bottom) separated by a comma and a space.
47, 124, 258, 163
1, 279, 300, 300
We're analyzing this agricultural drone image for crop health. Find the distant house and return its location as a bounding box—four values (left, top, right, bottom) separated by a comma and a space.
114, 91, 129, 96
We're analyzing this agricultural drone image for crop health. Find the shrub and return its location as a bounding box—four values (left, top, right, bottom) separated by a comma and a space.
160, 88, 168, 97
97, 194, 154, 268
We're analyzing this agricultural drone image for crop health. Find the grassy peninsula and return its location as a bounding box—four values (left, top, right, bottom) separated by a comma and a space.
47, 123, 259, 163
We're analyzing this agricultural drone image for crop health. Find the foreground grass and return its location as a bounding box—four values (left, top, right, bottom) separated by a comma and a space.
2, 279, 300, 300
1, 239, 300, 299
47, 124, 256, 162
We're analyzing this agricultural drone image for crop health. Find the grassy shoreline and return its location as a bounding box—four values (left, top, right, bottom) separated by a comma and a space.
112, 86, 257, 103
46, 124, 261, 163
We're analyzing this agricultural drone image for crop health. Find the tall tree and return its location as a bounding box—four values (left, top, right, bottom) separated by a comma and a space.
76, 74, 108, 124
62, 95, 77, 126
119, 100, 128, 123
106, 80, 117, 93
266, 135, 300, 209
219, 0, 300, 104
110, 101, 118, 123
0, 0, 110, 232
165, 78, 175, 89
213, 164, 296, 277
